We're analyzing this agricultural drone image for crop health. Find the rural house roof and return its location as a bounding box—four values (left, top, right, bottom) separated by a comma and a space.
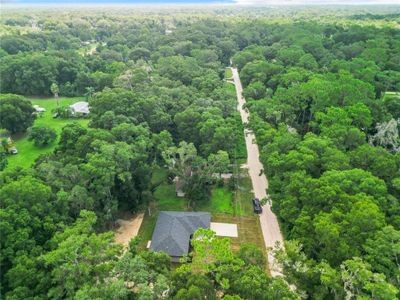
150, 211, 211, 257
70, 101, 90, 114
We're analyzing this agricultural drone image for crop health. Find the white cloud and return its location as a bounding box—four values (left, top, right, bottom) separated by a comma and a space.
234, 0, 400, 5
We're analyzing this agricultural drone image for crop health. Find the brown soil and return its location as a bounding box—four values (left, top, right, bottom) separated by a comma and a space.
115, 213, 144, 247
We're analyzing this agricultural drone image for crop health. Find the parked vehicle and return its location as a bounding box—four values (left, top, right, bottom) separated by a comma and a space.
252, 198, 262, 214
10, 146, 18, 154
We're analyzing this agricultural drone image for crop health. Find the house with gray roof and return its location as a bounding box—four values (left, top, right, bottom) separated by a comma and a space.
150, 211, 211, 262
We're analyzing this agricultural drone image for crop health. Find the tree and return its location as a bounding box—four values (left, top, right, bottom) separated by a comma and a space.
340, 258, 398, 300
173, 274, 216, 300
298, 53, 318, 70
236, 243, 266, 267
0, 94, 35, 133
113, 68, 150, 91
0, 176, 57, 295
84, 86, 95, 100
369, 118, 400, 152
162, 141, 198, 191
73, 280, 129, 300
113, 250, 171, 300
315, 106, 367, 150
57, 122, 88, 154
185, 173, 212, 208
207, 150, 230, 176
229, 265, 271, 300
363, 226, 400, 288
350, 144, 398, 183
274, 241, 398, 300
51, 82, 60, 107
0, 147, 7, 171
243, 81, 266, 100
178, 228, 237, 275
313, 195, 385, 266
28, 126, 57, 146
383, 94, 400, 119
157, 56, 201, 85
43, 210, 122, 299
151, 130, 173, 163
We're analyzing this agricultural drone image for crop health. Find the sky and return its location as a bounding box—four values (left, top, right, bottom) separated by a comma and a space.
3, 0, 400, 4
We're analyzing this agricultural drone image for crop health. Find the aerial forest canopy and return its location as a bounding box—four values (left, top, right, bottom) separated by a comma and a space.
0, 5, 399, 300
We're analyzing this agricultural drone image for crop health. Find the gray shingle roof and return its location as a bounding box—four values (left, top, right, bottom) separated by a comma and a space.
150, 211, 211, 257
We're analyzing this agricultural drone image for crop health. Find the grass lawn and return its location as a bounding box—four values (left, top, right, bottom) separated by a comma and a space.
137, 211, 159, 251
153, 183, 187, 211
233, 167, 254, 216
234, 114, 247, 161
6, 97, 89, 170
77, 42, 99, 56
225, 67, 233, 79
197, 186, 234, 214
212, 214, 266, 252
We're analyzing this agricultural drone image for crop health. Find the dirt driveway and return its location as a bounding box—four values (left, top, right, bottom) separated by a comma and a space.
115, 213, 144, 247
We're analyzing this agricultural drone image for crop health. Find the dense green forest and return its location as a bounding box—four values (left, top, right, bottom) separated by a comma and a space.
0, 5, 399, 300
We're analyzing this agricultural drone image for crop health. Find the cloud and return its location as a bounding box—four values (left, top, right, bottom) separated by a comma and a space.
233, 0, 400, 4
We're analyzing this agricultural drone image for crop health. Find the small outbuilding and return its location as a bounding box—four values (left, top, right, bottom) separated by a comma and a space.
33, 104, 46, 113
173, 176, 186, 197
149, 211, 211, 262
70, 101, 90, 115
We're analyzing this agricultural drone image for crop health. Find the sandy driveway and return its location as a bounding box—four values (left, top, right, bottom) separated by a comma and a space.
115, 213, 144, 247
231, 67, 284, 277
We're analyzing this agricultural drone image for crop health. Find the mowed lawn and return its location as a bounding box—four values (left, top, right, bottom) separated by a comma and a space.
7, 97, 89, 170
198, 186, 234, 214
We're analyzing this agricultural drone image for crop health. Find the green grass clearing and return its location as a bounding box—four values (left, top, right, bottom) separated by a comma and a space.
225, 67, 233, 79
234, 113, 247, 161
137, 211, 159, 251
153, 183, 187, 211
212, 213, 266, 252
233, 168, 254, 216
197, 186, 234, 214
77, 42, 99, 56
6, 97, 89, 170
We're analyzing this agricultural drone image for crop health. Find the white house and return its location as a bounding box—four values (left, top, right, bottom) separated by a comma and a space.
33, 105, 46, 113
69, 101, 90, 115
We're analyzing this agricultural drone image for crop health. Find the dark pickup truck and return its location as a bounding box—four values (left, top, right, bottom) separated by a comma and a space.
252, 198, 263, 214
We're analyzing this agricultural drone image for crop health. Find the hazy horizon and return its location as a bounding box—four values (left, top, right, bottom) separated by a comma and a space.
2, 0, 400, 5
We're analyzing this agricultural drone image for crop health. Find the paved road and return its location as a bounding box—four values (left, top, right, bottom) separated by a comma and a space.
230, 67, 284, 277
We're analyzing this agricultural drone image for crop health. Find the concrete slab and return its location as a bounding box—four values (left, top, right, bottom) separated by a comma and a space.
210, 222, 238, 237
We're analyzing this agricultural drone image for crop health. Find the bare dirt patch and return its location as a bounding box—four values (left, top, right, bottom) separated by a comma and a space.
115, 213, 144, 247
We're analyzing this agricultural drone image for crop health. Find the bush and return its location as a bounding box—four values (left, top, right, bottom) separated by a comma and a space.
228, 176, 236, 191
216, 178, 224, 187
28, 126, 57, 146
